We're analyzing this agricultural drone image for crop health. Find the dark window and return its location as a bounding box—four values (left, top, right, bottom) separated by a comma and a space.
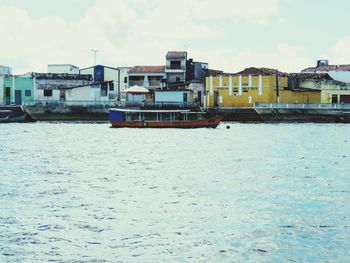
5, 87, 10, 97
44, 90, 53, 97
170, 61, 181, 69
25, 90, 31, 96
176, 77, 180, 83
332, 94, 338, 103
124, 76, 128, 83
101, 83, 108, 96
340, 95, 350, 103
109, 82, 114, 91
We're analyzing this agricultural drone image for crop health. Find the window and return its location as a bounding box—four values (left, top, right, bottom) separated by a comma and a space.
44, 90, 53, 97
109, 82, 114, 91
332, 94, 338, 103
170, 61, 181, 69
25, 90, 31, 97
101, 83, 108, 97
124, 76, 128, 83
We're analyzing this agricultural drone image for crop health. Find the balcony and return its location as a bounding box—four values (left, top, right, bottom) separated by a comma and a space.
128, 81, 144, 87
165, 66, 185, 73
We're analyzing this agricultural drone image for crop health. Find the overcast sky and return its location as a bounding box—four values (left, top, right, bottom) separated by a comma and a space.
1, 0, 350, 74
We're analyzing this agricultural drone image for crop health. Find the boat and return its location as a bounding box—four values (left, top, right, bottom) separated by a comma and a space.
109, 108, 222, 128
0, 106, 35, 123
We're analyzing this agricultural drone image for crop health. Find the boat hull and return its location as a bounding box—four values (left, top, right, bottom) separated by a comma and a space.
111, 116, 222, 128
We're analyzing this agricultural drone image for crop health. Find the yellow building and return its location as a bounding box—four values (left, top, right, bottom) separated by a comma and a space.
205, 68, 320, 107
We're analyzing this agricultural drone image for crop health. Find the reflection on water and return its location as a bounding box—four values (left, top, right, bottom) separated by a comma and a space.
0, 123, 349, 262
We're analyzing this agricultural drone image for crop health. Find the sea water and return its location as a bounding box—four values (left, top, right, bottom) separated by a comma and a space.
0, 123, 349, 262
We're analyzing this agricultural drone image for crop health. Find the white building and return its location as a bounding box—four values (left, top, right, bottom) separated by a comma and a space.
30, 72, 92, 102
165, 51, 187, 88
302, 60, 350, 83
154, 90, 194, 104
80, 65, 128, 99
128, 66, 165, 90
47, 64, 79, 74
64, 81, 113, 105
117, 66, 132, 92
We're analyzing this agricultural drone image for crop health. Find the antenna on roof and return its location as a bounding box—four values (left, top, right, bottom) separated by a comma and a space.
91, 49, 98, 66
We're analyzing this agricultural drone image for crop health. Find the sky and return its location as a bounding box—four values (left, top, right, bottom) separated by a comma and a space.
1, 0, 350, 74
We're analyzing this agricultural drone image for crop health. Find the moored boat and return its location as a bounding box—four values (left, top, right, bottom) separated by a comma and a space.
0, 106, 29, 123
109, 108, 222, 128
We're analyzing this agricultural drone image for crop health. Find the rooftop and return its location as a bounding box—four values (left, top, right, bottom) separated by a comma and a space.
128, 66, 165, 74
166, 51, 187, 59
302, 64, 350, 72
235, 67, 288, 76
31, 72, 93, 81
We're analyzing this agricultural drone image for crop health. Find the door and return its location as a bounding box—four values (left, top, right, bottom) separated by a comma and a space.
15, 90, 22, 105
5, 87, 10, 105
332, 94, 338, 103
197, 91, 202, 105
183, 93, 187, 103
214, 91, 219, 107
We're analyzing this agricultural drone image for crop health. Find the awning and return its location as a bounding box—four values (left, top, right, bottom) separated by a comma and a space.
122, 85, 150, 94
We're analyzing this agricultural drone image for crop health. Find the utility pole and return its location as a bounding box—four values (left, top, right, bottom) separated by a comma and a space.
117, 68, 121, 102
276, 69, 280, 103
91, 49, 98, 66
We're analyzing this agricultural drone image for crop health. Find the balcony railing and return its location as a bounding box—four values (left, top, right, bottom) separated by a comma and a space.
166, 66, 185, 70
254, 102, 350, 109
23, 100, 112, 106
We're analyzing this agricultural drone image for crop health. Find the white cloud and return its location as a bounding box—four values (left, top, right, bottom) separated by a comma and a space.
0, 0, 284, 74
191, 43, 312, 73
189, 0, 279, 24
331, 35, 350, 63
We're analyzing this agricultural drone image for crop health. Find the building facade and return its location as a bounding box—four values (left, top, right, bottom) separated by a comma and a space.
117, 67, 132, 92
31, 73, 92, 102
154, 90, 194, 104
302, 59, 350, 83
128, 66, 165, 90
1, 75, 34, 105
80, 65, 127, 99
165, 51, 187, 89
205, 68, 320, 107
64, 81, 113, 105
47, 64, 79, 74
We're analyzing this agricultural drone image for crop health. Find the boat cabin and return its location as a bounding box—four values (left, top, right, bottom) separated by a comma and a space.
110, 108, 206, 123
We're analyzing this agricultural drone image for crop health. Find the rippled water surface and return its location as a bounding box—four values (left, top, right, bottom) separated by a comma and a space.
0, 123, 350, 262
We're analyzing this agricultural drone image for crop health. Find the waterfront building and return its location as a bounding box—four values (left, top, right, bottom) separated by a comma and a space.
289, 73, 350, 103
80, 65, 124, 99
154, 90, 194, 104
0, 75, 34, 105
48, 64, 80, 74
165, 51, 187, 89
117, 67, 132, 92
122, 85, 152, 103
29, 72, 92, 102
63, 81, 114, 105
205, 67, 320, 107
128, 66, 165, 90
302, 59, 350, 83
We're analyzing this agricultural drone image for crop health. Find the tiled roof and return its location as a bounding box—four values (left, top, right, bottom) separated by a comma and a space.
235, 67, 287, 76
288, 73, 333, 80
302, 64, 350, 72
208, 69, 224, 76
166, 51, 187, 58
128, 66, 165, 74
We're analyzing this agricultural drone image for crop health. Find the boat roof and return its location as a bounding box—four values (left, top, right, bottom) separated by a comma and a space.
110, 108, 198, 113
